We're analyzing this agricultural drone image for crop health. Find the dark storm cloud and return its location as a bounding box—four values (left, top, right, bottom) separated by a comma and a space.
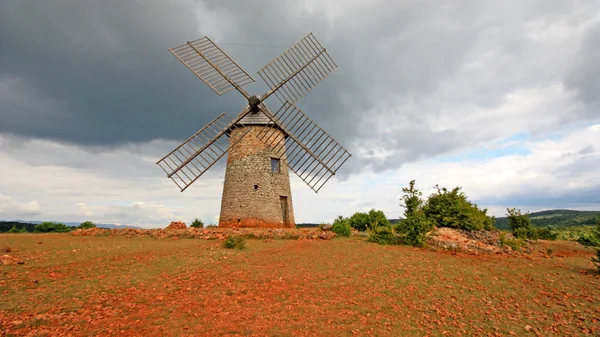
566, 22, 600, 112
1, 0, 598, 176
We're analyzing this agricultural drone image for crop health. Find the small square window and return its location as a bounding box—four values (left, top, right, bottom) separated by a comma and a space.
271, 158, 280, 173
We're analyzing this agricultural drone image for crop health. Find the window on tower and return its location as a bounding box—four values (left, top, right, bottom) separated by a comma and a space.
271, 158, 280, 173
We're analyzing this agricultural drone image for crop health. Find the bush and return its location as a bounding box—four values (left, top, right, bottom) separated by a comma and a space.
8, 225, 20, 233
578, 234, 600, 247
507, 208, 557, 241
395, 180, 433, 247
367, 225, 399, 245
222, 235, 246, 249
499, 232, 522, 251
77, 221, 96, 229
331, 216, 351, 237
424, 185, 494, 231
190, 218, 204, 228
348, 209, 390, 231
34, 222, 72, 233
592, 249, 600, 273
348, 212, 370, 231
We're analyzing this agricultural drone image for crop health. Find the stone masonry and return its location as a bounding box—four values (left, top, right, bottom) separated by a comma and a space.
218, 125, 295, 228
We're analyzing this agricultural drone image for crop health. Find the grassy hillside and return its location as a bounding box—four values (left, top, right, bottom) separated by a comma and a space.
494, 209, 600, 230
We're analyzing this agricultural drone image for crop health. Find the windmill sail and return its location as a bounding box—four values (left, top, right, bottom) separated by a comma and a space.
257, 102, 351, 193
258, 33, 338, 106
169, 37, 255, 97
157, 112, 251, 192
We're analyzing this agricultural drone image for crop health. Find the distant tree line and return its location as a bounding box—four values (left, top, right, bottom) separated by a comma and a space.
1, 221, 97, 233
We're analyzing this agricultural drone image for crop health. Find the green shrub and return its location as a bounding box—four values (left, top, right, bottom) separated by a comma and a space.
507, 208, 557, 241
34, 222, 72, 233
592, 249, 600, 273
348, 209, 390, 231
348, 212, 370, 231
578, 234, 600, 247
395, 180, 433, 247
222, 235, 246, 249
367, 225, 399, 245
77, 221, 96, 229
424, 185, 494, 231
368, 209, 390, 229
535, 227, 558, 240
190, 218, 204, 228
331, 216, 351, 237
499, 232, 522, 251
8, 225, 20, 233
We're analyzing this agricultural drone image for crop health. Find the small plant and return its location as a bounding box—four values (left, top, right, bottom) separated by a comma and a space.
331, 216, 351, 237
190, 218, 204, 228
546, 248, 553, 256
222, 235, 246, 249
77, 221, 96, 229
367, 225, 399, 245
8, 225, 20, 233
499, 232, 521, 251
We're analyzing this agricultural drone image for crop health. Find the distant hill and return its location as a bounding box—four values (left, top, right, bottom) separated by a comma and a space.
1, 220, 142, 233
494, 209, 600, 230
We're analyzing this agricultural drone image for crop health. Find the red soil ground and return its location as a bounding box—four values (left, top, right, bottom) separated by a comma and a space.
1, 233, 598, 336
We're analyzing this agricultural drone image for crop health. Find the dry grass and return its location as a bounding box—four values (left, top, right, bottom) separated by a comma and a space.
1, 233, 598, 336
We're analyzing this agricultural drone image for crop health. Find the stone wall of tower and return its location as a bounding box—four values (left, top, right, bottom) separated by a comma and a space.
218, 126, 295, 228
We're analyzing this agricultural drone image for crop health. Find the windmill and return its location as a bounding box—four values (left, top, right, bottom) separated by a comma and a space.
157, 33, 351, 228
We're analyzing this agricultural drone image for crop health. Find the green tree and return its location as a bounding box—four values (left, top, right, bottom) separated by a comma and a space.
34, 222, 72, 233
190, 218, 204, 228
506, 208, 531, 233
77, 221, 96, 229
348, 212, 370, 231
8, 225, 20, 233
396, 180, 432, 247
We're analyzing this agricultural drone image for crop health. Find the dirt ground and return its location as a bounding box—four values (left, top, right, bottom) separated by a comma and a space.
1, 233, 598, 336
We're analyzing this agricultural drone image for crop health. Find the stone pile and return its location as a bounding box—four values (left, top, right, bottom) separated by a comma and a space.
166, 221, 187, 230
427, 227, 510, 255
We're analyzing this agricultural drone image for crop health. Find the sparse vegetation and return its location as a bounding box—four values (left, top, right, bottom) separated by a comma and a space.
190, 218, 204, 228
331, 216, 351, 237
77, 221, 96, 229
222, 235, 246, 249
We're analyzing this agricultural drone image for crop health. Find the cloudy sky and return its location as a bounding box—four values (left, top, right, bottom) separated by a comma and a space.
1, 0, 599, 227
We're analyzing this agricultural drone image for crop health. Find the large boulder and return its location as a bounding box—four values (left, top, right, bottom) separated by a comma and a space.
166, 221, 187, 230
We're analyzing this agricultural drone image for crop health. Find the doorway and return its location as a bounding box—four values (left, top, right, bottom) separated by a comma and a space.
279, 196, 288, 226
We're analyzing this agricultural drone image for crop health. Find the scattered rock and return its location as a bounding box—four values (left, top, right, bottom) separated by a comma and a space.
1, 255, 25, 266
166, 221, 187, 230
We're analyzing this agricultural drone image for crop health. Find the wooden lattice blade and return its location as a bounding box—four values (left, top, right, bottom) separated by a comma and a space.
256, 102, 351, 193
258, 33, 337, 106
156, 112, 250, 192
169, 37, 254, 97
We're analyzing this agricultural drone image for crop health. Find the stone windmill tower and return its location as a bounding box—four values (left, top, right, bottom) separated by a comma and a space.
157, 33, 351, 228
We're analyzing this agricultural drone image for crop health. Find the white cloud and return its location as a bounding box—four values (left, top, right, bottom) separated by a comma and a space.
0, 194, 41, 217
